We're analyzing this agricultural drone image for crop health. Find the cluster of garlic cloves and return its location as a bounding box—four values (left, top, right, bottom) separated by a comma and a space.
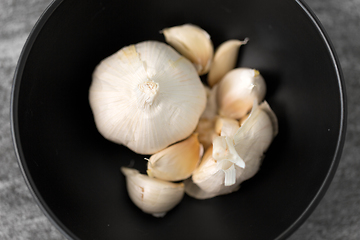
90, 23, 278, 216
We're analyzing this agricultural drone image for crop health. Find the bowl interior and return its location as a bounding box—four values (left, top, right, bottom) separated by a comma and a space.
12, 0, 346, 239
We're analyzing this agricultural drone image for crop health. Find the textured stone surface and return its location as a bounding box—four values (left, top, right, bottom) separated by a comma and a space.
0, 0, 359, 239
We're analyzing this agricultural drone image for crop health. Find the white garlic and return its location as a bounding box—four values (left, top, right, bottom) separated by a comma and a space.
185, 146, 244, 199
147, 133, 203, 181
186, 100, 278, 200
195, 84, 219, 150
121, 167, 185, 217
188, 135, 245, 197
217, 67, 266, 119
195, 118, 218, 150
162, 24, 214, 75
214, 116, 239, 137
233, 100, 278, 182
89, 41, 206, 154
207, 38, 249, 87
200, 84, 218, 120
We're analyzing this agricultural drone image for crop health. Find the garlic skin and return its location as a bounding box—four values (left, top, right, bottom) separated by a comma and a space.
217, 68, 266, 119
207, 38, 249, 87
233, 100, 278, 182
162, 24, 214, 75
89, 41, 206, 154
121, 167, 185, 217
147, 133, 203, 181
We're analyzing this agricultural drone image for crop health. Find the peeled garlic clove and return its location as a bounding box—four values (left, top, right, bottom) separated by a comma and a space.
217, 67, 266, 119
187, 146, 244, 199
147, 133, 202, 181
89, 41, 206, 154
162, 24, 214, 75
214, 116, 239, 137
233, 100, 278, 182
207, 38, 249, 87
121, 167, 184, 217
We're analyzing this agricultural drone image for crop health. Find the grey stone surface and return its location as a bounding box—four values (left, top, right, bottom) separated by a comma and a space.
0, 0, 359, 239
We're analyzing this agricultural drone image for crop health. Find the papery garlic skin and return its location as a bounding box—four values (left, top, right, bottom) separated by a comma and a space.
217, 68, 266, 119
233, 100, 278, 182
121, 167, 185, 217
89, 41, 206, 154
147, 133, 202, 181
162, 24, 214, 75
207, 39, 249, 87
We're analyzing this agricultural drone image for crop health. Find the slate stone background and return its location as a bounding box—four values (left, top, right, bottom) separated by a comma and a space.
0, 0, 359, 239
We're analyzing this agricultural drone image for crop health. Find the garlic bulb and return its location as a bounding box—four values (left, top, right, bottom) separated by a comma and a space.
162, 24, 214, 75
89, 41, 206, 154
217, 68, 266, 119
207, 38, 249, 87
147, 133, 203, 181
121, 167, 185, 217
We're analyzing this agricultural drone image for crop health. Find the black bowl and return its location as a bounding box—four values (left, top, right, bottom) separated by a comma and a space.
11, 0, 346, 239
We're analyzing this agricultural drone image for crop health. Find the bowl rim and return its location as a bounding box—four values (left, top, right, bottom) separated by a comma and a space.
10, 0, 347, 239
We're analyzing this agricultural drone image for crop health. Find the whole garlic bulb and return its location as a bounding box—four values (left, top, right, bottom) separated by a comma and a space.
121, 167, 185, 217
162, 24, 214, 75
147, 133, 203, 181
89, 41, 206, 154
217, 68, 266, 119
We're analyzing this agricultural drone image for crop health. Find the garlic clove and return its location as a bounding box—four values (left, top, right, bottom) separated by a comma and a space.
187, 146, 244, 199
200, 84, 218, 120
196, 84, 219, 150
147, 133, 202, 181
233, 100, 278, 182
195, 118, 218, 150
214, 116, 239, 137
162, 24, 214, 75
89, 41, 206, 154
212, 135, 245, 186
207, 38, 249, 87
121, 167, 185, 217
217, 67, 266, 119
184, 177, 241, 200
